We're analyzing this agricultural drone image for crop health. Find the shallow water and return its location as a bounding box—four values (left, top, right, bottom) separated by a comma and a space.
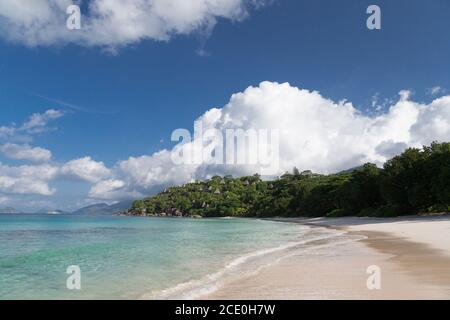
0, 214, 317, 299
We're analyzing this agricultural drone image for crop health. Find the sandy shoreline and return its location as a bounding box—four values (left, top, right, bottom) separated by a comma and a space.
203, 215, 450, 299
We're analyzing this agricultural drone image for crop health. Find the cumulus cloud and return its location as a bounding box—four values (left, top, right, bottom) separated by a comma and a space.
88, 178, 132, 200
87, 81, 450, 200
0, 162, 58, 195
88, 150, 198, 200
2, 83, 449, 204
375, 141, 409, 159
0, 143, 52, 162
0, 110, 113, 199
0, 109, 63, 198
61, 156, 111, 183
398, 89, 412, 101
410, 96, 450, 143
0, 0, 267, 49
0, 155, 111, 197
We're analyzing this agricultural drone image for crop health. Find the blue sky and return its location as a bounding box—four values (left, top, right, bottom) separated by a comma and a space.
1, 0, 450, 211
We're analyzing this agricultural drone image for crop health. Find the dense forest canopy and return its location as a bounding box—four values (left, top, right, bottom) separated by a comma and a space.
129, 142, 450, 218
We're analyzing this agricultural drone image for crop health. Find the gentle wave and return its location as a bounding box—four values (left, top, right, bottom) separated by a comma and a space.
142, 227, 351, 300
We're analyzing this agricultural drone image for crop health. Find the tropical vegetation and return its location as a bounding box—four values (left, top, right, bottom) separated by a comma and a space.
129, 142, 450, 218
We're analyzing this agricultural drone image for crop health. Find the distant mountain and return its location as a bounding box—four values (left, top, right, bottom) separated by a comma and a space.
72, 203, 109, 215
107, 200, 134, 213
0, 207, 20, 214
72, 200, 133, 215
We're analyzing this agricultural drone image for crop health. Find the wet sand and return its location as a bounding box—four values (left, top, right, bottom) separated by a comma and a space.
203, 215, 450, 299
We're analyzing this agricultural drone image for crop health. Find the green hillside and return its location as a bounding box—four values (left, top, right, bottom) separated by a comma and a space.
129, 142, 450, 218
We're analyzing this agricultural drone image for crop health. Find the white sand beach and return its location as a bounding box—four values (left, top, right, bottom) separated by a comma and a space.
203, 215, 450, 299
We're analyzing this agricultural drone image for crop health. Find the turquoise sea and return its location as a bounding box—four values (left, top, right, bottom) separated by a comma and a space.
0, 214, 333, 299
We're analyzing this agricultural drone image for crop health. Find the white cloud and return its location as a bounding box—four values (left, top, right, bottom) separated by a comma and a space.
0, 110, 63, 198
0, 162, 58, 195
0, 0, 267, 49
88, 150, 197, 200
398, 89, 412, 101
0, 110, 112, 198
0, 143, 52, 162
87, 82, 450, 200
61, 156, 111, 183
88, 179, 133, 200
20, 109, 64, 133
428, 86, 442, 96
0, 109, 64, 140
0, 156, 110, 197
2, 83, 449, 204
0, 126, 15, 137
375, 140, 409, 159
410, 96, 450, 143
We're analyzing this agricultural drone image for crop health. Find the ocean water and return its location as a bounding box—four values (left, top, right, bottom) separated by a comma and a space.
0, 214, 337, 300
